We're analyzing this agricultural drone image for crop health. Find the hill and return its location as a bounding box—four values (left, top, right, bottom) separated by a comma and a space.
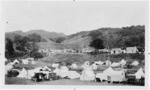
62, 25, 145, 49
5, 25, 145, 50
5, 30, 66, 41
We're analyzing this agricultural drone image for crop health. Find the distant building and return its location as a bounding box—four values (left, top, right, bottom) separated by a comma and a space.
126, 47, 138, 53
110, 48, 123, 54
98, 48, 110, 53
81, 47, 95, 53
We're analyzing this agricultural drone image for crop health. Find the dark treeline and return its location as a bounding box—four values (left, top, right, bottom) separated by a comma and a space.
5, 33, 43, 59
89, 25, 145, 49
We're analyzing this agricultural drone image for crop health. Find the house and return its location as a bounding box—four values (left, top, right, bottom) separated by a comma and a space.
81, 47, 95, 53
126, 47, 138, 53
110, 48, 123, 54
98, 48, 110, 53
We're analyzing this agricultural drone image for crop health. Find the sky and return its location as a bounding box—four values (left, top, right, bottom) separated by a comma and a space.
1, 1, 148, 35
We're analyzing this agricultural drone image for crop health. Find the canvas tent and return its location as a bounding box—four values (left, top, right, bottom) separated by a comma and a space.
82, 61, 90, 69
128, 68, 145, 79
26, 70, 35, 79
59, 66, 69, 78
31, 61, 35, 64
67, 71, 80, 79
53, 67, 61, 76
27, 58, 34, 61
80, 66, 95, 81
52, 63, 59, 68
22, 59, 29, 64
17, 68, 28, 78
111, 62, 120, 67
134, 68, 144, 79
105, 60, 112, 66
5, 64, 13, 75
13, 59, 19, 64
90, 63, 98, 70
5, 58, 7, 61
94, 61, 104, 65
131, 61, 139, 66
96, 73, 107, 81
43, 66, 51, 71
120, 59, 126, 66
71, 63, 77, 69
102, 67, 125, 82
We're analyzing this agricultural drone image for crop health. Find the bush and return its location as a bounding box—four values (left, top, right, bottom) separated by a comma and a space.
30, 52, 43, 59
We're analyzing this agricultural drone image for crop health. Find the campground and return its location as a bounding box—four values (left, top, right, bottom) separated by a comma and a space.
5, 53, 144, 86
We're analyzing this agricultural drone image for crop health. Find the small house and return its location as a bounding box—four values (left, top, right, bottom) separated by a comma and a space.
110, 48, 123, 54
126, 47, 138, 53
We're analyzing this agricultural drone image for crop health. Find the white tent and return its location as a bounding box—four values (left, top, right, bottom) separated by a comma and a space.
17, 68, 28, 78
90, 63, 98, 70
31, 61, 35, 64
110, 71, 125, 82
13, 59, 19, 64
134, 68, 144, 79
53, 67, 61, 76
131, 61, 139, 66
94, 61, 104, 65
82, 61, 90, 69
67, 71, 80, 79
111, 62, 120, 67
120, 59, 126, 66
105, 60, 112, 66
43, 66, 51, 71
71, 63, 77, 69
22, 59, 29, 64
5, 58, 7, 61
26, 70, 35, 79
59, 66, 69, 78
52, 63, 59, 68
96, 73, 107, 81
103, 67, 116, 76
80, 67, 95, 81
27, 58, 34, 61
5, 64, 13, 75
103, 67, 125, 82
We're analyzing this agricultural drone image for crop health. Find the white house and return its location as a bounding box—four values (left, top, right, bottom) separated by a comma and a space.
81, 47, 95, 53
126, 47, 138, 53
110, 48, 123, 54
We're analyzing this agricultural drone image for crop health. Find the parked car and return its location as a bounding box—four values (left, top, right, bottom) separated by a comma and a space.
7, 69, 19, 77
49, 72, 59, 80
31, 72, 44, 82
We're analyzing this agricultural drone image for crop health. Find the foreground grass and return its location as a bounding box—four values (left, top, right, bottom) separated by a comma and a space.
5, 77, 135, 86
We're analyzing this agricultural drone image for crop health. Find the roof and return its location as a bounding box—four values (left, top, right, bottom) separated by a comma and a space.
126, 47, 137, 49
111, 48, 122, 50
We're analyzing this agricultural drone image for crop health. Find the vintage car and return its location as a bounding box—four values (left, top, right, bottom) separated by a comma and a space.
7, 69, 19, 77
31, 72, 44, 82
48, 72, 59, 80
31, 72, 59, 82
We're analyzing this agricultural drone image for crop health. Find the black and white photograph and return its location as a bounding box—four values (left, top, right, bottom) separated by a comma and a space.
1, 0, 149, 89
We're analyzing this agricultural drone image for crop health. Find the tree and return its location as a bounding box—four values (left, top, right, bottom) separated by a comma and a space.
56, 37, 66, 43
89, 38, 104, 49
5, 38, 15, 58
88, 30, 102, 40
27, 33, 41, 42
14, 35, 28, 54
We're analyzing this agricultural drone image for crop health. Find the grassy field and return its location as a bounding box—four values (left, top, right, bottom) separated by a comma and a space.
40, 53, 144, 65
5, 77, 136, 86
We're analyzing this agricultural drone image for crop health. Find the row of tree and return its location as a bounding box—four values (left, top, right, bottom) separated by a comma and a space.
5, 33, 42, 59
